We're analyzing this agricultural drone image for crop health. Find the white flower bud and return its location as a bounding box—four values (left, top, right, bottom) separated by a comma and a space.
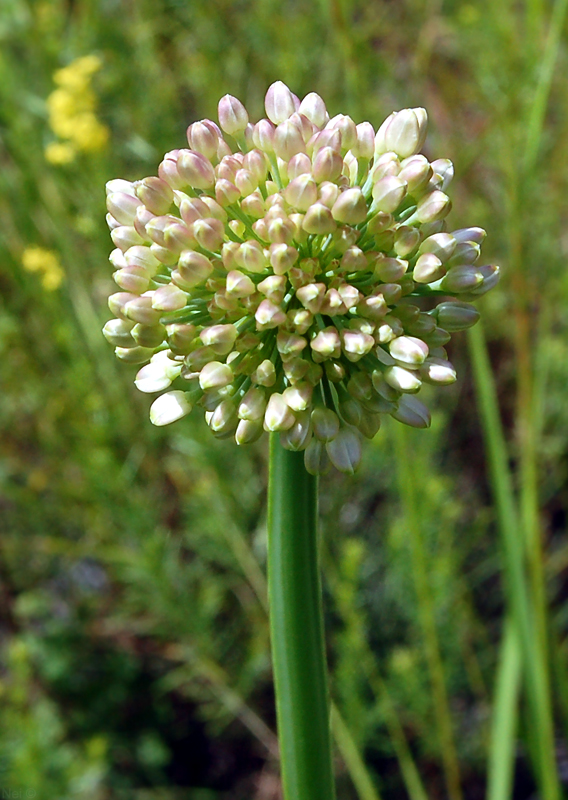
102, 318, 135, 348
264, 392, 296, 431
174, 251, 213, 289
372, 175, 407, 213
341, 329, 375, 361
299, 92, 329, 128
310, 327, 341, 359
384, 365, 422, 393
413, 252, 446, 284
389, 335, 429, 366
452, 227, 486, 245
199, 361, 234, 390
107, 192, 143, 226
415, 190, 451, 223
252, 359, 276, 387
177, 150, 216, 189
420, 357, 457, 385
284, 174, 318, 211
431, 158, 454, 191
200, 324, 238, 355
255, 299, 287, 330
376, 108, 428, 158
235, 418, 264, 445
331, 187, 368, 224
287, 152, 312, 179
352, 122, 375, 159
265, 81, 297, 124
150, 391, 192, 426
218, 94, 249, 135
274, 120, 307, 160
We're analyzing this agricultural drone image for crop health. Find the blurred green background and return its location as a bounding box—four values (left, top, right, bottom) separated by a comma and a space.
1, 0, 568, 798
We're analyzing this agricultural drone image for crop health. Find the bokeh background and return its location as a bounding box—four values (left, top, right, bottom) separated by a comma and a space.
1, 0, 568, 798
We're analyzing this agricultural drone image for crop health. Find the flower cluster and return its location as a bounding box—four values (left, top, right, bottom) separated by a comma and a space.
45, 55, 109, 165
103, 81, 498, 474
22, 246, 64, 290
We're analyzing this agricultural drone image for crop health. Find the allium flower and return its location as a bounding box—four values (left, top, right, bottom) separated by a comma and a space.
103, 81, 499, 474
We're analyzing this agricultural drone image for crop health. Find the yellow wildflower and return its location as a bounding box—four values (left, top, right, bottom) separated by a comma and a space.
44, 141, 76, 165
22, 247, 64, 291
45, 54, 109, 163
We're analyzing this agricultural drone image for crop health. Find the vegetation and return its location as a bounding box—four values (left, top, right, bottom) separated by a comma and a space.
1, 0, 568, 798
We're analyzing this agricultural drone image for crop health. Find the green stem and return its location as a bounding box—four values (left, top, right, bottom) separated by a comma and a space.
267, 435, 336, 800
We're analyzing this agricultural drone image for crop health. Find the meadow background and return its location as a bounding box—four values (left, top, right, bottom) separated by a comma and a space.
1, 0, 568, 798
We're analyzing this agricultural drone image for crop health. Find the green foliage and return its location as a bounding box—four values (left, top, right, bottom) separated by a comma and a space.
1, 0, 568, 797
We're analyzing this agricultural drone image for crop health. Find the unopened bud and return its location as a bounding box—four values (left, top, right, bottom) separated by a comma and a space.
177, 150, 215, 189
436, 301, 480, 331
372, 175, 407, 213
253, 359, 276, 387
102, 318, 135, 348
384, 365, 422, 393
298, 92, 329, 128
236, 240, 268, 273
325, 428, 362, 474
152, 284, 187, 311
265, 81, 296, 124
415, 190, 451, 223
376, 108, 428, 158
264, 392, 296, 431
218, 94, 249, 135
235, 418, 264, 445
391, 394, 431, 428
310, 327, 341, 360
150, 390, 192, 426
255, 299, 286, 330
331, 188, 368, 224
413, 252, 446, 283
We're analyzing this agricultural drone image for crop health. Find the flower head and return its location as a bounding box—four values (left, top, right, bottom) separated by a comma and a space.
103, 82, 499, 474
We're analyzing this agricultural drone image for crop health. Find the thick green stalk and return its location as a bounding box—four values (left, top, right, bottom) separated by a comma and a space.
267, 435, 336, 800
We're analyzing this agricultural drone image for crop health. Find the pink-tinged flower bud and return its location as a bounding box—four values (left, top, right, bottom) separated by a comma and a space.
199, 360, 233, 390
187, 119, 222, 161
341, 329, 375, 361
393, 226, 420, 258
413, 252, 445, 283
107, 192, 143, 226
106, 179, 137, 196
419, 357, 456, 385
263, 392, 296, 432
265, 81, 296, 124
310, 327, 341, 360
255, 299, 287, 330
193, 217, 224, 251
282, 382, 312, 412
431, 158, 454, 191
111, 225, 145, 252
418, 232, 456, 262
300, 202, 335, 235
389, 335, 429, 366
251, 219, 268, 242
461, 265, 500, 297
337, 284, 361, 309
399, 155, 432, 193
215, 154, 243, 181
174, 251, 214, 289
235, 418, 264, 445
340, 246, 366, 272
304, 438, 330, 475
436, 301, 480, 331
298, 92, 329, 128
288, 112, 316, 143
447, 241, 480, 267
391, 394, 431, 428
415, 190, 451, 223
277, 331, 307, 359
312, 146, 343, 183
207, 399, 238, 436
369, 254, 406, 281
283, 174, 317, 211
252, 119, 276, 154
257, 274, 286, 303
167, 323, 197, 354
264, 243, 295, 276
366, 213, 393, 236
145, 214, 177, 247
221, 241, 240, 270
224, 269, 254, 297
106, 213, 122, 230
282, 357, 310, 383
375, 108, 428, 158
243, 149, 269, 182
135, 355, 180, 393
102, 318, 136, 348
331, 187, 367, 224
234, 168, 258, 197
215, 178, 240, 207
162, 221, 195, 252
325, 427, 362, 473
108, 291, 138, 320
158, 150, 185, 190
352, 122, 375, 159
200, 324, 238, 355
318, 181, 340, 209
113, 269, 150, 294
185, 345, 216, 370
384, 365, 422, 393
131, 322, 165, 349
308, 128, 342, 157
238, 191, 264, 219
441, 264, 484, 293
452, 227, 486, 244
238, 387, 267, 421
236, 240, 268, 273
319, 288, 346, 315
252, 359, 276, 387
280, 411, 313, 451
287, 153, 312, 179
266, 216, 295, 245
115, 345, 154, 364
136, 177, 174, 215
150, 390, 192, 426
372, 175, 407, 213
287, 308, 313, 335
297, 282, 326, 313
177, 149, 215, 189
357, 293, 388, 321
273, 120, 306, 161
124, 296, 162, 326
178, 194, 209, 224
218, 94, 249, 135
326, 114, 357, 152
